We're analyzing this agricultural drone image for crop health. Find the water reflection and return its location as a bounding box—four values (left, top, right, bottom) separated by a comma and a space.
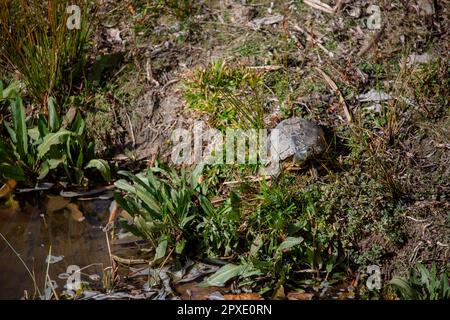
0, 194, 112, 299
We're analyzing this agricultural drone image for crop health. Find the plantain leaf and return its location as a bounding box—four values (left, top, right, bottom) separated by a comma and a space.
113, 192, 139, 216
38, 117, 49, 137
278, 237, 304, 252
114, 179, 136, 193
85, 159, 111, 182
71, 112, 85, 136
203, 263, 259, 287
175, 239, 187, 254
153, 237, 168, 261
47, 97, 60, 132
37, 129, 72, 159
48, 157, 66, 170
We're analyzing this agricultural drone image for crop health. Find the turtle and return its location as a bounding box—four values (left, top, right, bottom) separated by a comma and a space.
261, 117, 326, 176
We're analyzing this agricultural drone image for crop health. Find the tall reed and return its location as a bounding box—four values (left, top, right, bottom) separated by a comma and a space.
0, 0, 93, 105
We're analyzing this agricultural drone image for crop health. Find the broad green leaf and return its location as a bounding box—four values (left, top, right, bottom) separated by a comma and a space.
47, 97, 59, 132
10, 97, 28, 158
204, 264, 256, 287
134, 184, 162, 217
117, 171, 162, 216
37, 129, 72, 159
199, 194, 215, 216
119, 170, 153, 191
175, 239, 186, 254
71, 112, 85, 135
37, 157, 66, 180
118, 220, 146, 239
417, 263, 430, 288
180, 214, 195, 228
62, 106, 77, 128
38, 117, 49, 137
153, 238, 168, 261
115, 182, 159, 220
85, 159, 111, 182
113, 193, 139, 216
278, 237, 304, 252
48, 157, 66, 170
114, 179, 136, 193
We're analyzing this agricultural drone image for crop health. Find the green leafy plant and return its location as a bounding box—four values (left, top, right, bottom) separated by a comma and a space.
114, 166, 201, 259
114, 164, 242, 262
0, 95, 110, 185
0, 0, 92, 103
115, 168, 346, 292
389, 263, 450, 300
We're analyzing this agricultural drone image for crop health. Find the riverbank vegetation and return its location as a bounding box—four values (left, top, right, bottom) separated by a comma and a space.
0, 0, 448, 300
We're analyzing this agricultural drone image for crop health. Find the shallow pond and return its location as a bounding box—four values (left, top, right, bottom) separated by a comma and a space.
0, 193, 113, 299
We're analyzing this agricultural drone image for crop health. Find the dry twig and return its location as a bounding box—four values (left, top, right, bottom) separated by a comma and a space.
303, 0, 344, 14
315, 67, 352, 123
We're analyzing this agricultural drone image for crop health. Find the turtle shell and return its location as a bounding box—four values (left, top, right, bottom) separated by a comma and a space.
271, 117, 325, 164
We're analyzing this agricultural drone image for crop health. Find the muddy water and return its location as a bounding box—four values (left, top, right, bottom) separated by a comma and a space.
0, 194, 112, 300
